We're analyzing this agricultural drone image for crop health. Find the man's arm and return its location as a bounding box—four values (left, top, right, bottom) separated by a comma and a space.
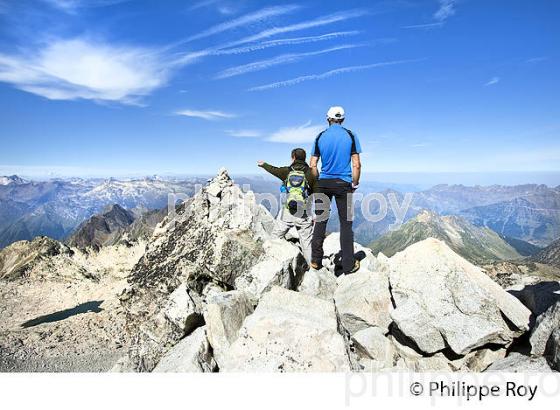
309, 156, 319, 179
257, 161, 289, 181
351, 154, 361, 188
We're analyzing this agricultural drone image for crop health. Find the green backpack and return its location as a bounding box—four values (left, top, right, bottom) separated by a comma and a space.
284, 168, 309, 213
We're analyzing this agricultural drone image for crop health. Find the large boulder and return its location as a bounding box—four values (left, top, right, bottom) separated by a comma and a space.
153, 326, 216, 372
334, 271, 393, 335
235, 239, 305, 302
530, 301, 560, 356
204, 290, 254, 368
220, 286, 350, 372
387, 239, 531, 355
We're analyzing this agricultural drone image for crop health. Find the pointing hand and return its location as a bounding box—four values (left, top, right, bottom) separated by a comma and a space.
257, 160, 265, 167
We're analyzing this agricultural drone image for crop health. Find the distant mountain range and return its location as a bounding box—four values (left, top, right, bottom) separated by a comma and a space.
368, 210, 526, 264
413, 184, 560, 246
460, 197, 560, 247
341, 183, 560, 246
1, 175, 559, 250
0, 176, 206, 248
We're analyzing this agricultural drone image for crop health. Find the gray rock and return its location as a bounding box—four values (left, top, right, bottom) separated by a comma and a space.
391, 299, 446, 354
389, 334, 424, 361
351, 327, 396, 368
530, 301, 560, 356
235, 239, 305, 302
221, 286, 350, 372
297, 267, 337, 301
204, 290, 254, 367
163, 283, 202, 334
485, 353, 553, 372
334, 271, 393, 335
404, 354, 458, 372
153, 327, 216, 372
388, 239, 531, 355
205, 167, 230, 198
388, 334, 462, 371
322, 232, 377, 273
464, 348, 507, 372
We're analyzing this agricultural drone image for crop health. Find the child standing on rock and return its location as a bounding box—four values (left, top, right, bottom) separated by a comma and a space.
257, 148, 317, 265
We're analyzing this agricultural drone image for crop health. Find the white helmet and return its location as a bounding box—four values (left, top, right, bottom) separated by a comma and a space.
327, 106, 345, 120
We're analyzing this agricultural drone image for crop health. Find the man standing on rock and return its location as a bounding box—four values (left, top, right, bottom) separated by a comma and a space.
309, 106, 362, 275
257, 148, 317, 264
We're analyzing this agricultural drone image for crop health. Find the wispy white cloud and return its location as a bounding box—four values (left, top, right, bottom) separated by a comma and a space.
183, 5, 301, 43
172, 9, 368, 63
215, 31, 362, 55
249, 59, 423, 91
224, 9, 368, 48
526, 56, 548, 64
173, 32, 370, 66
0, 5, 372, 104
189, 0, 239, 15
402, 22, 444, 29
41, 0, 128, 13
0, 38, 172, 103
215, 44, 364, 79
189, 0, 220, 11
484, 76, 500, 86
434, 0, 456, 22
268, 121, 324, 143
175, 109, 236, 120
410, 142, 430, 148
225, 129, 262, 138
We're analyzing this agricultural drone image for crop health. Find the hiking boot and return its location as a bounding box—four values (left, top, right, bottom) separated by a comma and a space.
310, 261, 322, 270
344, 259, 360, 275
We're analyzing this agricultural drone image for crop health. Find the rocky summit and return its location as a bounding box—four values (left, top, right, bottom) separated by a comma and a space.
1, 169, 559, 373
107, 170, 555, 373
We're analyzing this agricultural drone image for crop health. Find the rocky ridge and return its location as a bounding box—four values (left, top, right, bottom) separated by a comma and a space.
369, 209, 522, 264
113, 170, 555, 373
532, 238, 560, 268
67, 204, 136, 250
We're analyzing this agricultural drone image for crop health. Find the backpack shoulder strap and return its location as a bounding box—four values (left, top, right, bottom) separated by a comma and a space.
284, 166, 296, 187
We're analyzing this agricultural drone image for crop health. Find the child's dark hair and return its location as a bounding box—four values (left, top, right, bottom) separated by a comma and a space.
291, 148, 306, 161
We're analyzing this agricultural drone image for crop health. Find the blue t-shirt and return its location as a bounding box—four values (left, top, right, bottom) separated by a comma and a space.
310, 124, 362, 183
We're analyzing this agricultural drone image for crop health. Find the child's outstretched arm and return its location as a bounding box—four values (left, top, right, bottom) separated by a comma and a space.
257, 160, 288, 181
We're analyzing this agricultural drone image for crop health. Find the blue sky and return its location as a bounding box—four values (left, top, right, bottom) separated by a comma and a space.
0, 0, 559, 182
